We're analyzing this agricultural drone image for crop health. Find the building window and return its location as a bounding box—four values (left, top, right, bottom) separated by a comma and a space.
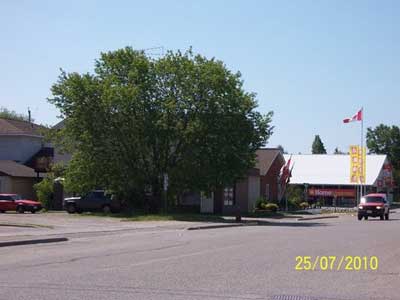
265, 184, 270, 200
223, 187, 234, 206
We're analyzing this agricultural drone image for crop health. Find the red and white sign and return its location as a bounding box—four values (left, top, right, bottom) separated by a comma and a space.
308, 188, 356, 198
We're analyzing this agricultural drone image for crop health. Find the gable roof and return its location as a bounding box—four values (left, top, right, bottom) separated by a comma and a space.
284, 154, 387, 186
52, 119, 66, 130
0, 160, 38, 177
0, 118, 44, 136
255, 148, 283, 176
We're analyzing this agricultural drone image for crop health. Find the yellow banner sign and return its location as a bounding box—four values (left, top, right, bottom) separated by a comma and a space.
349, 145, 366, 183
359, 146, 366, 184
350, 145, 359, 183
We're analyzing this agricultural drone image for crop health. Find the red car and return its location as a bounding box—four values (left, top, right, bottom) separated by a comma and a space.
0, 194, 42, 214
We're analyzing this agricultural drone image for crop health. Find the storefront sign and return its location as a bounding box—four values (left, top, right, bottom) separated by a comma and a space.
308, 188, 356, 198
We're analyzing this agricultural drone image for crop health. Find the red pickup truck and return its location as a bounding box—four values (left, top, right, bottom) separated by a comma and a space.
0, 194, 42, 213
357, 193, 390, 221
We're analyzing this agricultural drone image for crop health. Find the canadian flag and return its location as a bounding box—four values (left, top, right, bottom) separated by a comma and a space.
343, 109, 362, 123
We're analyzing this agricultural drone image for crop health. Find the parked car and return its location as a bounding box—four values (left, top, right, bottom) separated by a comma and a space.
0, 194, 42, 213
357, 193, 390, 221
63, 190, 120, 214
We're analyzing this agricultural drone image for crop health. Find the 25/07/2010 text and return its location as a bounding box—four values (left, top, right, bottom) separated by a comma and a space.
295, 256, 378, 271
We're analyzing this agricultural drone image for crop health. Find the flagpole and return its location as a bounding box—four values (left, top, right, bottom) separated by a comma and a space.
360, 107, 364, 199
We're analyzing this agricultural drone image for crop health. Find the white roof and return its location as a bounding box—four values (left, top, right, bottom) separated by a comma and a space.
284, 154, 387, 186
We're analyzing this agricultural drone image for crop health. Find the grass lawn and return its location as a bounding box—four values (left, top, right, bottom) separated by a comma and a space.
77, 211, 230, 223
76, 208, 313, 222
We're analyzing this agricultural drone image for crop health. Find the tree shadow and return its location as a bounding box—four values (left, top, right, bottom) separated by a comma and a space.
250, 220, 328, 227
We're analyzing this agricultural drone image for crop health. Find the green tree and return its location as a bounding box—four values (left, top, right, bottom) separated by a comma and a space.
277, 145, 287, 154
33, 163, 65, 210
0, 107, 33, 122
49, 47, 273, 210
367, 124, 400, 186
311, 135, 327, 154
333, 147, 345, 154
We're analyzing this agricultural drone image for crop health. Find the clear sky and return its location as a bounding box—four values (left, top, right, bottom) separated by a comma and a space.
1, 0, 399, 154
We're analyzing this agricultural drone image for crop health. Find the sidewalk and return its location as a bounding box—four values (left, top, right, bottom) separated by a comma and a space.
0, 212, 244, 246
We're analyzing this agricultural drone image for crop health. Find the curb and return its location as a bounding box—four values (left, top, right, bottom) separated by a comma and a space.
297, 215, 339, 221
186, 223, 245, 231
0, 237, 68, 248
0, 223, 54, 229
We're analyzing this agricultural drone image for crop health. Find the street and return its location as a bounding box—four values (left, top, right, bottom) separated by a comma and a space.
0, 212, 399, 300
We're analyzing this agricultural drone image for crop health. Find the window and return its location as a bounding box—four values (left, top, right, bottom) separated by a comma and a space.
223, 187, 234, 206
265, 184, 270, 200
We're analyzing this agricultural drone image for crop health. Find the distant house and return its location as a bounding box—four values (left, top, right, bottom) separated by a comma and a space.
51, 120, 72, 165
0, 160, 40, 200
0, 118, 46, 163
0, 118, 52, 199
285, 154, 394, 205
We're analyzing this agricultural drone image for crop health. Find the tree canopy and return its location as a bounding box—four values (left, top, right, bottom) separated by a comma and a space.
311, 135, 327, 154
49, 47, 273, 209
367, 124, 400, 185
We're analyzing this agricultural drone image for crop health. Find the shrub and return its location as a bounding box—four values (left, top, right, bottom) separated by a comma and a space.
34, 177, 54, 210
299, 202, 309, 210
265, 203, 279, 212
287, 198, 299, 210
255, 197, 267, 210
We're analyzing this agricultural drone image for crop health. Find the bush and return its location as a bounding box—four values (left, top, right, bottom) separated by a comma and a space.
299, 202, 309, 210
34, 177, 54, 210
255, 197, 267, 210
287, 198, 299, 210
264, 203, 279, 212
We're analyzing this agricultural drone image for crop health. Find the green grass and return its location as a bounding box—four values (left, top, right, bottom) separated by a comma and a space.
77, 211, 229, 223
75, 207, 315, 222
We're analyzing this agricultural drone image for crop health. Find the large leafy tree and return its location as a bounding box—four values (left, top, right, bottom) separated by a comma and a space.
367, 124, 400, 185
311, 135, 327, 154
49, 47, 273, 209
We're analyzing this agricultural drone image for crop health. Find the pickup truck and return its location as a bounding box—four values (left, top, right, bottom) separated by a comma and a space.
63, 190, 120, 214
357, 193, 390, 221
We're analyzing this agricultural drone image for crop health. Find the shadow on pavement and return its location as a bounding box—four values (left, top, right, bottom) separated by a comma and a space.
252, 220, 328, 227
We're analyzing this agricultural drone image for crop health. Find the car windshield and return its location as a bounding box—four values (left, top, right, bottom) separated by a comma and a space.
11, 195, 22, 200
361, 196, 385, 203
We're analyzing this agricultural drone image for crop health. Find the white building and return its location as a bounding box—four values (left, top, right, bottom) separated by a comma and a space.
284, 154, 394, 205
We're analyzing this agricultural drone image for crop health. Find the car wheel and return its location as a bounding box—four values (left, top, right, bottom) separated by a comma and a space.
17, 206, 25, 214
0, 210, 5, 213
67, 204, 76, 214
380, 214, 384, 220
102, 205, 111, 214
364, 216, 368, 220
357, 215, 362, 220
31, 210, 36, 214
385, 213, 389, 220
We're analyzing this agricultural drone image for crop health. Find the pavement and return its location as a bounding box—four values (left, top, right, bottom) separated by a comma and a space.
0, 210, 399, 300
0, 212, 252, 245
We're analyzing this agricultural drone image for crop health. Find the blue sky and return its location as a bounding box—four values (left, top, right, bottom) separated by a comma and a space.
1, 0, 399, 154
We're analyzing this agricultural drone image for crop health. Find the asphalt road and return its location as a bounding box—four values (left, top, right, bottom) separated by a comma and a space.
0, 211, 399, 300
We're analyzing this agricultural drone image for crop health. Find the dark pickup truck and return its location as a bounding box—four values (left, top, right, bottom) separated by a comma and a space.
63, 190, 120, 214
